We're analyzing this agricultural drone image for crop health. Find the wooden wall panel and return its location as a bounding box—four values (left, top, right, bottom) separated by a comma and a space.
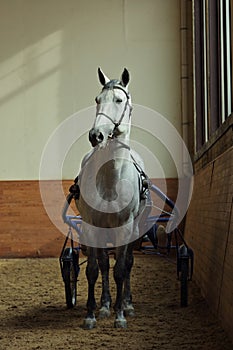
0, 179, 178, 258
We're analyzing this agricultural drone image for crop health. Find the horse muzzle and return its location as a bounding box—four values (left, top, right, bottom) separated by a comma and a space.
89, 128, 104, 147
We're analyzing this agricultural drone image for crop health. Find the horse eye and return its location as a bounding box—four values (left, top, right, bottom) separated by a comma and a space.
116, 98, 122, 103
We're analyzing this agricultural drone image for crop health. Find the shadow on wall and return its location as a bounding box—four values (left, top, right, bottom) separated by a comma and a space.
0, 0, 181, 181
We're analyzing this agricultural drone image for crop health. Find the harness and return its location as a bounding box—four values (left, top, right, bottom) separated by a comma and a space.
130, 153, 150, 201
69, 149, 150, 203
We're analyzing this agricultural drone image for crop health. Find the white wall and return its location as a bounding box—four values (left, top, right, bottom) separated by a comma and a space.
0, 0, 181, 180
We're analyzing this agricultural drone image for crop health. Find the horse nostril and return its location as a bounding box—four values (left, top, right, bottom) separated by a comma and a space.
89, 129, 95, 144
89, 129, 104, 147
97, 132, 104, 143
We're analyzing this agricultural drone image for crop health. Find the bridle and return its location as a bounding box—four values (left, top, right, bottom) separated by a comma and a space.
95, 84, 133, 138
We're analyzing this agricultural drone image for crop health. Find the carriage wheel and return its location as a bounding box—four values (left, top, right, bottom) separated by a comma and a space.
180, 257, 189, 307
63, 260, 77, 309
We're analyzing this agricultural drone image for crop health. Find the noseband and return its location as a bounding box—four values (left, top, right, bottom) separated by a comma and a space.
95, 85, 133, 138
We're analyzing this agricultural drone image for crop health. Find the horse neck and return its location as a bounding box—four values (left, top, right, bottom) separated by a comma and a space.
95, 137, 132, 181
106, 136, 131, 159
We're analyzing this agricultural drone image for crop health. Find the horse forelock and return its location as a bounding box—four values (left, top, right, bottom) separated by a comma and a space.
103, 79, 123, 90
103, 80, 120, 90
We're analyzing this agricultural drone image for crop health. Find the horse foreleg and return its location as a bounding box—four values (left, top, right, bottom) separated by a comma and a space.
98, 250, 112, 318
123, 243, 135, 317
84, 254, 99, 329
113, 247, 127, 328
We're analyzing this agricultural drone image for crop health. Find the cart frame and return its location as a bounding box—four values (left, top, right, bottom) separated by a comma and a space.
59, 183, 194, 309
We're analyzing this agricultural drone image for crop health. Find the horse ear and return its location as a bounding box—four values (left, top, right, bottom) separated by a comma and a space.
121, 68, 130, 87
98, 67, 110, 86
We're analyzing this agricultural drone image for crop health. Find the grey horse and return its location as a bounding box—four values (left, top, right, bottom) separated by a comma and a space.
75, 68, 150, 329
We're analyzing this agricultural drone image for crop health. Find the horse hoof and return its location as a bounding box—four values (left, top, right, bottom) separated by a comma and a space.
123, 302, 135, 317
124, 306, 135, 317
83, 317, 96, 330
114, 318, 127, 328
99, 306, 111, 319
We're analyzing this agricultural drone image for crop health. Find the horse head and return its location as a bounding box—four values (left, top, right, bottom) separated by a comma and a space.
89, 68, 132, 147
